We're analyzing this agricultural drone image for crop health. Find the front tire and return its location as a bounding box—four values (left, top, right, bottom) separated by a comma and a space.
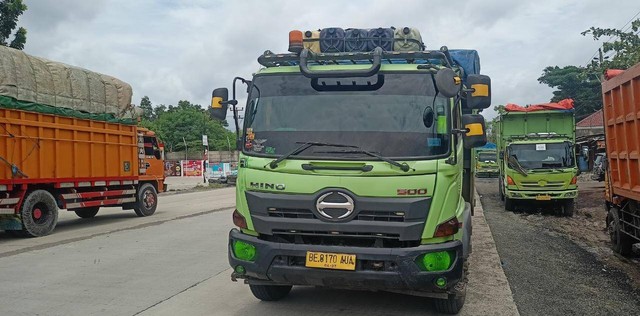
607, 208, 633, 255
19, 190, 59, 237
434, 262, 467, 314
504, 197, 515, 212
249, 284, 292, 301
561, 199, 574, 217
498, 178, 505, 201
134, 183, 158, 217
72, 207, 100, 218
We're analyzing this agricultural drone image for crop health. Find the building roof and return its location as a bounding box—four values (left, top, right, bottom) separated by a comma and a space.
577, 109, 604, 127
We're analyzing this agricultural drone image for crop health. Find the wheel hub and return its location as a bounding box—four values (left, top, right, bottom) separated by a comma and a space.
33, 208, 42, 220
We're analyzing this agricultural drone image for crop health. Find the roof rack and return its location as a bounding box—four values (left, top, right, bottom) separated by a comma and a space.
258, 49, 453, 68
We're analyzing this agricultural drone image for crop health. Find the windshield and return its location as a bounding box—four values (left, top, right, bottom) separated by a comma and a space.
507, 142, 575, 169
478, 152, 496, 162
242, 73, 450, 159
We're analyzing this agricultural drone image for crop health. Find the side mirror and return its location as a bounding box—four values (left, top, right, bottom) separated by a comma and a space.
211, 88, 229, 121
153, 149, 161, 160
435, 68, 461, 98
461, 114, 487, 149
466, 74, 491, 110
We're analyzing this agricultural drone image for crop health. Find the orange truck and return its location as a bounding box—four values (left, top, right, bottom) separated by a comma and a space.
602, 63, 640, 255
0, 47, 165, 237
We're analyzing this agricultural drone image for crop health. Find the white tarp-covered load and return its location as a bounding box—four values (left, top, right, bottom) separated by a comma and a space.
0, 45, 136, 119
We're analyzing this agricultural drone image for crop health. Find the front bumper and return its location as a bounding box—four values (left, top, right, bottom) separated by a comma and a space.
228, 229, 463, 293
506, 189, 578, 200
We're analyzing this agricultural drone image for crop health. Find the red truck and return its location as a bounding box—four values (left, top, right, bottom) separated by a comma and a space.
602, 63, 640, 255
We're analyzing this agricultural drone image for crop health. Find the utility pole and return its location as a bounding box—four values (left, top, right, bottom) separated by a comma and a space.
182, 137, 188, 161
202, 135, 209, 183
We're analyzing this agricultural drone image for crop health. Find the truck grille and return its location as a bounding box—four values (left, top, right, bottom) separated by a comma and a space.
520, 181, 565, 189
267, 208, 406, 222
264, 230, 418, 248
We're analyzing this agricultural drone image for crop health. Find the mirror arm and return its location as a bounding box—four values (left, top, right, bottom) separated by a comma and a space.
229, 77, 250, 149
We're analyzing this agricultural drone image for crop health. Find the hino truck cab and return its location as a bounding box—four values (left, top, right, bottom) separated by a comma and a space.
209, 28, 492, 314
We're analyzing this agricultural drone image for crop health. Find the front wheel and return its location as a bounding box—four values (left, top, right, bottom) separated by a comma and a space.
134, 183, 158, 217
561, 199, 574, 217
249, 284, 292, 301
20, 190, 59, 237
433, 262, 467, 314
504, 197, 515, 212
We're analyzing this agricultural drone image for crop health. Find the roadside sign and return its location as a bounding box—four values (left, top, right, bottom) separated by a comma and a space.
202, 135, 208, 146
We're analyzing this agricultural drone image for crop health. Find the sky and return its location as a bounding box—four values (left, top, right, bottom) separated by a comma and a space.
16, 0, 640, 122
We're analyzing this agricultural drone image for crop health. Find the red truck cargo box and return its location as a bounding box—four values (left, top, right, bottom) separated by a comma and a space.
602, 63, 640, 201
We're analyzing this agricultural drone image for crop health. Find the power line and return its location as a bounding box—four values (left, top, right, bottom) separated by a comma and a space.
584, 9, 640, 66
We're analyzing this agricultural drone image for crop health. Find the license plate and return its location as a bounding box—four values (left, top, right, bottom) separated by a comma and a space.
536, 195, 551, 201
305, 251, 356, 271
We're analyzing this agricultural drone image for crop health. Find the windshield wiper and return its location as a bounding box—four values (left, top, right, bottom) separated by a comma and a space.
507, 155, 528, 176
317, 149, 413, 172
267, 142, 356, 169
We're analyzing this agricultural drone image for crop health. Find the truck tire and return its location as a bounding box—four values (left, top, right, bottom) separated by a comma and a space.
607, 208, 633, 256
562, 199, 575, 217
504, 197, 515, 212
249, 284, 292, 301
134, 183, 158, 217
434, 262, 467, 314
73, 207, 100, 218
498, 179, 505, 201
19, 190, 58, 237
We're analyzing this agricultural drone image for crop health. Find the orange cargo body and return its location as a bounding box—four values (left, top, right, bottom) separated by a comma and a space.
0, 107, 165, 237
0, 108, 138, 183
602, 63, 640, 202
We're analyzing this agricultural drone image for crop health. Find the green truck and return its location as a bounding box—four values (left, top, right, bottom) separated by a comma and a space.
210, 29, 491, 314
496, 108, 577, 216
475, 149, 498, 177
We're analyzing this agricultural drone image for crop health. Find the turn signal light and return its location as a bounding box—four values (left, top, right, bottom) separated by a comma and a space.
507, 175, 515, 185
434, 217, 461, 237
233, 209, 248, 229
288, 30, 304, 53
570, 176, 577, 185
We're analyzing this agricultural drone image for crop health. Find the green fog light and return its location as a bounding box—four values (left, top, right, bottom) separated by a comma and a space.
235, 265, 246, 275
233, 240, 256, 261
435, 277, 447, 288
421, 251, 452, 272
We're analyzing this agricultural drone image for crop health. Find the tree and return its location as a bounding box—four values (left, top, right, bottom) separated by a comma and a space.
0, 0, 27, 50
147, 101, 235, 153
582, 19, 640, 72
139, 96, 154, 121
537, 65, 602, 120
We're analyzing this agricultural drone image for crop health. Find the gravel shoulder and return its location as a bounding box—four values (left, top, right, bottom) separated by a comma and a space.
476, 178, 640, 316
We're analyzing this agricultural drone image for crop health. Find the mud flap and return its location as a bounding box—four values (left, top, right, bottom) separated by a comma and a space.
462, 202, 472, 259
0, 215, 22, 230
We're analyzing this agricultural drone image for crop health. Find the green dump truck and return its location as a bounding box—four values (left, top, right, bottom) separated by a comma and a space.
496, 104, 577, 216
210, 28, 491, 314
475, 149, 498, 177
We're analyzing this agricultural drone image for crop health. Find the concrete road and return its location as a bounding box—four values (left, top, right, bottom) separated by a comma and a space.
0, 188, 518, 316
477, 179, 640, 315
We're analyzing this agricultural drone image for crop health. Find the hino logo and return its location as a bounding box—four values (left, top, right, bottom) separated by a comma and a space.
315, 192, 355, 220
249, 182, 285, 191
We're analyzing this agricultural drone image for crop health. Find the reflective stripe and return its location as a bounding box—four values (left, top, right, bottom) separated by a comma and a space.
0, 208, 15, 215
94, 181, 107, 186
78, 182, 92, 187
0, 185, 7, 191
109, 181, 121, 186
60, 182, 75, 188
0, 198, 20, 205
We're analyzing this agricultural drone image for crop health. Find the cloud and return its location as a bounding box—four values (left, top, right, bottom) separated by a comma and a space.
16, 0, 640, 123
